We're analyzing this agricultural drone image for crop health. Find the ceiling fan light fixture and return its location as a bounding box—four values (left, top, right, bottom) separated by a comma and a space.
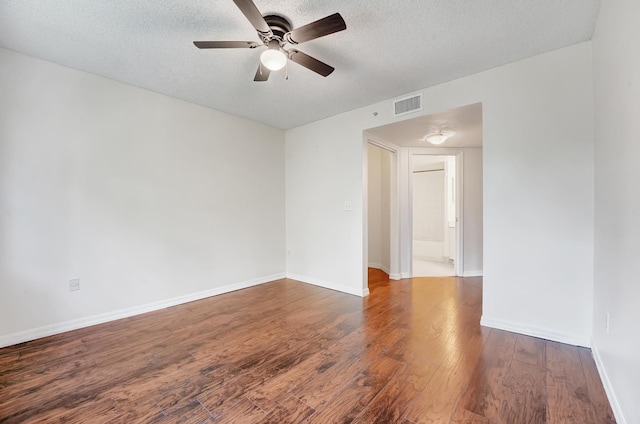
260, 48, 287, 71
193, 1, 346, 81
425, 132, 451, 145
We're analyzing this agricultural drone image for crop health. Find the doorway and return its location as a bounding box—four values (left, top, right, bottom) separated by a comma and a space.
411, 154, 457, 277
363, 102, 483, 293
367, 141, 395, 274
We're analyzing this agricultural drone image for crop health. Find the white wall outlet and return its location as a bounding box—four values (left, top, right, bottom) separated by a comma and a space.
606, 312, 610, 334
344, 201, 353, 211
69, 278, 80, 292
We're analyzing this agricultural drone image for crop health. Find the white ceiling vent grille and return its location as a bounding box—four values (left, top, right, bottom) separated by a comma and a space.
393, 93, 423, 117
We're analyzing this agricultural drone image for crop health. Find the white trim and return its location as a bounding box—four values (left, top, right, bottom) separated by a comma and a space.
368, 263, 391, 275
401, 272, 412, 279
367, 139, 397, 153
0, 273, 285, 348
389, 273, 402, 280
455, 151, 464, 277
363, 139, 370, 298
592, 340, 628, 424
287, 273, 368, 297
462, 270, 483, 277
480, 316, 590, 347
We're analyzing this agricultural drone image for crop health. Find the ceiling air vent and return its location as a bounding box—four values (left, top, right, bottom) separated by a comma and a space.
393, 93, 422, 117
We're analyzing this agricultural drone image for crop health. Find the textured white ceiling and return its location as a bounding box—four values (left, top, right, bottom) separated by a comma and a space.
0, 0, 600, 129
366, 102, 483, 148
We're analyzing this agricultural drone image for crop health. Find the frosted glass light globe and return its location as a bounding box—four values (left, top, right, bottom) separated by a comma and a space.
260, 49, 287, 71
425, 133, 450, 145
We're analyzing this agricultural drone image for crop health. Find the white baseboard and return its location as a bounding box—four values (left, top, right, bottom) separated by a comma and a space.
591, 340, 628, 424
462, 270, 483, 277
286, 273, 368, 297
480, 316, 590, 347
368, 263, 391, 275
389, 273, 402, 280
0, 272, 285, 349
401, 272, 412, 279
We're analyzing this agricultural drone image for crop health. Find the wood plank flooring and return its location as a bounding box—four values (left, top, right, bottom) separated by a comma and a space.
0, 269, 616, 423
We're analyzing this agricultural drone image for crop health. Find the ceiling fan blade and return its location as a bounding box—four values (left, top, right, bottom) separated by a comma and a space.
193, 41, 261, 49
254, 63, 271, 81
285, 13, 346, 44
232, 0, 273, 37
289, 50, 334, 77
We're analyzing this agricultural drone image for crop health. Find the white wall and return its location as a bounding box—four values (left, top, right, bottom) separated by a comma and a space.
367, 144, 381, 267
285, 115, 365, 296
480, 40, 595, 344
412, 169, 445, 260
592, 0, 640, 422
286, 42, 594, 345
367, 144, 391, 273
445, 157, 457, 262
379, 149, 391, 273
460, 148, 483, 275
0, 48, 286, 346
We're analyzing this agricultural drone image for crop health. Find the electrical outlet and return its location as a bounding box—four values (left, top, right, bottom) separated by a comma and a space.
606, 312, 610, 334
344, 201, 353, 211
69, 278, 80, 292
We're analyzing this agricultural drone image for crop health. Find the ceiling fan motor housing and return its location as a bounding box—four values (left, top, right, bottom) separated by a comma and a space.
263, 14, 292, 43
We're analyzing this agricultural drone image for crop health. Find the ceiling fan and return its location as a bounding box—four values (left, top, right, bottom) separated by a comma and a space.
193, 0, 346, 81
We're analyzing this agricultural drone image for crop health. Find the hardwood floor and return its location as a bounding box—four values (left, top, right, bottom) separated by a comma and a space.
0, 269, 616, 423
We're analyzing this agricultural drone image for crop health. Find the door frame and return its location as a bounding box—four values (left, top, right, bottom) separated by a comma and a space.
363, 140, 467, 293
407, 149, 464, 277
363, 137, 402, 295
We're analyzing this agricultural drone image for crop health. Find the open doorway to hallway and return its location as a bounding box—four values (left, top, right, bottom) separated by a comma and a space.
367, 143, 394, 276
363, 101, 483, 292
411, 154, 457, 277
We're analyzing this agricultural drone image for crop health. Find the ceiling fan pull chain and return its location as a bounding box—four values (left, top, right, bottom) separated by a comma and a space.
285, 59, 289, 80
